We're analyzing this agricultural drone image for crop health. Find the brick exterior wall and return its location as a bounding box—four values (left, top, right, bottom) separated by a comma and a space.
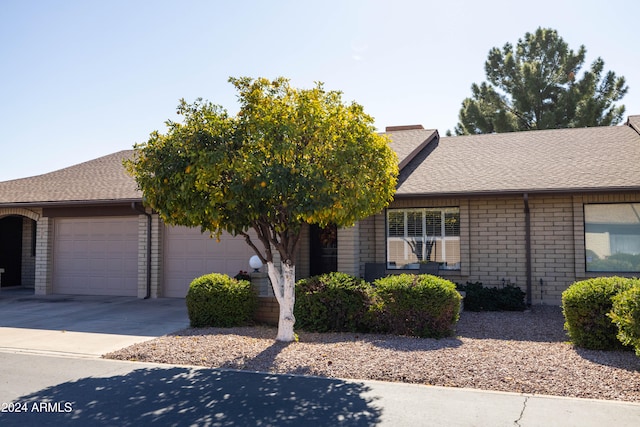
136, 211, 163, 298
254, 297, 279, 325
34, 216, 53, 295
351, 192, 640, 306
467, 196, 527, 287
337, 222, 359, 276
529, 195, 574, 305
21, 218, 35, 287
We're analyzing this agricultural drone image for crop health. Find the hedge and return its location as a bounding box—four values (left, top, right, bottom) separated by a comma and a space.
609, 284, 640, 356
186, 273, 257, 327
294, 272, 371, 333
561, 277, 636, 350
370, 274, 461, 338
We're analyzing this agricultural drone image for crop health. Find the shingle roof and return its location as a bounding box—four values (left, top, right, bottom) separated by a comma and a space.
0, 150, 141, 205
392, 121, 640, 196
385, 127, 438, 169
2, 117, 640, 205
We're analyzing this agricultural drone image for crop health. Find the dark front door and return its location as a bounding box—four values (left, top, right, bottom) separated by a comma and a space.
0, 216, 23, 287
310, 224, 337, 276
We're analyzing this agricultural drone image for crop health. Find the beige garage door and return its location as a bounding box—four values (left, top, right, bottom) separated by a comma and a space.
163, 226, 257, 298
53, 217, 138, 296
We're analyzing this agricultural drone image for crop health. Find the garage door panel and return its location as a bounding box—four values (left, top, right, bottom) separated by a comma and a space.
53, 217, 138, 296
164, 226, 258, 298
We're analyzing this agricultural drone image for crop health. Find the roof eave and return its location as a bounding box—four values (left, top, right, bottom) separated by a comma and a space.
0, 198, 144, 209
393, 186, 640, 199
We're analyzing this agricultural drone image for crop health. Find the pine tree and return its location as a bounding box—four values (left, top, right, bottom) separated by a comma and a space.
454, 28, 628, 135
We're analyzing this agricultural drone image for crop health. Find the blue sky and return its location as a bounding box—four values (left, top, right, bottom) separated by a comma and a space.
1, 0, 639, 181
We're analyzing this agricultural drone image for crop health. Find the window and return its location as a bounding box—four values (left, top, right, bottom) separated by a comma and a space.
585, 203, 640, 272
387, 207, 460, 270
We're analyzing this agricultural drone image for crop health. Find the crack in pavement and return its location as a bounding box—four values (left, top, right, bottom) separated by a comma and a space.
514, 396, 530, 426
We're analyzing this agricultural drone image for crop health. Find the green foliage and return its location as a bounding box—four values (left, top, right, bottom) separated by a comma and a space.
294, 272, 371, 333
370, 274, 461, 338
186, 273, 257, 327
125, 76, 398, 265
459, 282, 526, 311
126, 76, 399, 341
609, 284, 640, 356
455, 27, 627, 135
561, 277, 635, 350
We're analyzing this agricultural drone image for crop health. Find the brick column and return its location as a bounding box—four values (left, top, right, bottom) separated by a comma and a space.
150, 214, 162, 298
34, 217, 53, 295
337, 222, 360, 277
137, 212, 163, 299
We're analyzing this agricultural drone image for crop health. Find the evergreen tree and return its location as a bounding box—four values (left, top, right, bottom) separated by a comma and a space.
454, 28, 628, 135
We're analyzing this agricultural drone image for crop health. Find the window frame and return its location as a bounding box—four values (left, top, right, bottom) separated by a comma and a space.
386, 207, 460, 270
583, 202, 640, 273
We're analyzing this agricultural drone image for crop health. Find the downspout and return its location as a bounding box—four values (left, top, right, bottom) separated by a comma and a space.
132, 202, 152, 299
523, 193, 532, 306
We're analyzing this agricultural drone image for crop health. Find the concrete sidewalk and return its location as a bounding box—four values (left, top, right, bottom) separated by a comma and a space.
0, 353, 638, 426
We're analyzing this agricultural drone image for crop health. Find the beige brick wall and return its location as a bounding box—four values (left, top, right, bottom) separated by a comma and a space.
357, 214, 381, 277
529, 195, 575, 305
467, 196, 527, 288
21, 218, 36, 287
137, 211, 163, 298
254, 296, 279, 325
337, 222, 360, 276
357, 192, 640, 306
34, 216, 53, 295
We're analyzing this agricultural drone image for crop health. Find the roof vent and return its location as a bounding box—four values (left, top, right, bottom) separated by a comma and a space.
385, 125, 424, 132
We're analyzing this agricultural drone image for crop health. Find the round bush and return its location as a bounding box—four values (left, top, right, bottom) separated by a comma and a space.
294, 272, 371, 332
609, 283, 640, 356
561, 277, 635, 350
371, 274, 461, 338
186, 273, 257, 327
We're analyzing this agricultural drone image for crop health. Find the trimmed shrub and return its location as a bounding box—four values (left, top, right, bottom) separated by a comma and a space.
561, 277, 635, 350
459, 282, 526, 311
186, 273, 257, 327
294, 272, 371, 332
609, 283, 640, 356
370, 274, 461, 338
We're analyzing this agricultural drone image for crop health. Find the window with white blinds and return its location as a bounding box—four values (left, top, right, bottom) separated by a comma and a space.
387, 207, 460, 270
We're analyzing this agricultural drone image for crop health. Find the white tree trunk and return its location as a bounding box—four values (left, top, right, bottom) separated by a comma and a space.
266, 261, 296, 342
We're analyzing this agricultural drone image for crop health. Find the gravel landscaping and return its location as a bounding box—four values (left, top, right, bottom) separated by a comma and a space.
104, 305, 640, 402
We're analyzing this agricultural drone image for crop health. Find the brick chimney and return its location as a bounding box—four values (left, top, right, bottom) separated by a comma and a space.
385, 125, 424, 132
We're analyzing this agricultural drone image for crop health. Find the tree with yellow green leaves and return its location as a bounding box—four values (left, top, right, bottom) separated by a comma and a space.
126, 77, 398, 342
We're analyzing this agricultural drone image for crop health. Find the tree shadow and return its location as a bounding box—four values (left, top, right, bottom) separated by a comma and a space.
218, 340, 293, 371
0, 367, 381, 426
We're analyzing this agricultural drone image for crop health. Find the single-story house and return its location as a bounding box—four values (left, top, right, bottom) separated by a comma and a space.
1, 116, 639, 307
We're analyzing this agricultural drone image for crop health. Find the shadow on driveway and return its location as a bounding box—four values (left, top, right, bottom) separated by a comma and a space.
0, 368, 381, 426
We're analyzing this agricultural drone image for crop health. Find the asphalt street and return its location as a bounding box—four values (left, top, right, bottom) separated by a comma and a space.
1, 352, 640, 426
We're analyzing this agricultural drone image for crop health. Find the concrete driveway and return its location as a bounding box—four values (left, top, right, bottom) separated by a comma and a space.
0, 287, 189, 357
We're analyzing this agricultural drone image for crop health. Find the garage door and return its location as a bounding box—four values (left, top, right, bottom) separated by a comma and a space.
53, 217, 138, 296
164, 226, 257, 298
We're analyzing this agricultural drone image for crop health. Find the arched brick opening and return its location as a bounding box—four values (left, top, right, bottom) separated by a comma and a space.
0, 208, 40, 290
0, 207, 40, 222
